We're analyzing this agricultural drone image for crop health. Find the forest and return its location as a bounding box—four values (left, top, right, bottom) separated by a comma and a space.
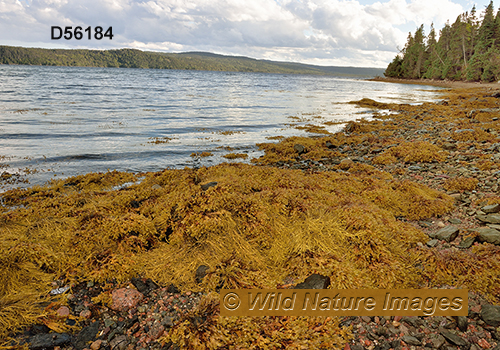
384, 0, 500, 82
0, 46, 384, 77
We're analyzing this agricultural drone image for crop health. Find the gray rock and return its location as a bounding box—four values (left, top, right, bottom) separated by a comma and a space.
458, 236, 476, 249
453, 315, 468, 332
294, 144, 306, 155
73, 322, 99, 350
30, 333, 71, 349
435, 226, 460, 242
482, 204, 500, 213
427, 239, 439, 247
449, 218, 462, 225
294, 274, 330, 289
195, 265, 210, 284
401, 335, 421, 346
430, 334, 446, 348
109, 335, 128, 350
440, 330, 468, 346
481, 304, 500, 327
477, 214, 500, 224
475, 228, 500, 245
200, 182, 217, 191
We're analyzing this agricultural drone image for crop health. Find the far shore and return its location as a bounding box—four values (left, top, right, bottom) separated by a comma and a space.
369, 76, 500, 89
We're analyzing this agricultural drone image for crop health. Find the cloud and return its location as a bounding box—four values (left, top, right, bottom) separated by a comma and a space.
0, 0, 465, 67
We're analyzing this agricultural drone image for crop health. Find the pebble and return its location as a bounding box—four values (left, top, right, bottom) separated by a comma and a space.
111, 288, 144, 312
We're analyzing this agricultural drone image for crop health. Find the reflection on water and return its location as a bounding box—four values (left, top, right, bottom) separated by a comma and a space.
0, 65, 443, 190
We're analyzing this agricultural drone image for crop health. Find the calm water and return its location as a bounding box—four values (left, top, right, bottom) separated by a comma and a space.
0, 65, 442, 191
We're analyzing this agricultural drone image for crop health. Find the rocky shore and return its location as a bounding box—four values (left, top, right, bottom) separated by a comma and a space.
2, 83, 500, 350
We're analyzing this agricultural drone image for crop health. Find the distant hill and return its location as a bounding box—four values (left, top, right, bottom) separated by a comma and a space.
0, 46, 384, 78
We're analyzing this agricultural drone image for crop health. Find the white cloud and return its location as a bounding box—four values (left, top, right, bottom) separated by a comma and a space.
0, 0, 466, 67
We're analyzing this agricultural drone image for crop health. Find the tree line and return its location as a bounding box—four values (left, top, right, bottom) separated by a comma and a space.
384, 0, 500, 82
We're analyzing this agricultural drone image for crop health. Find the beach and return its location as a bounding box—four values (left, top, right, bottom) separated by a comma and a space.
1, 81, 500, 349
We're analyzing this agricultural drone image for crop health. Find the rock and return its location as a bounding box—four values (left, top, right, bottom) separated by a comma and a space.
56, 306, 70, 317
401, 335, 421, 346
80, 309, 92, 319
449, 218, 462, 225
73, 322, 99, 350
325, 141, 336, 149
339, 158, 354, 167
294, 274, 330, 289
458, 236, 476, 249
151, 184, 162, 190
109, 335, 128, 350
29, 333, 71, 349
200, 182, 217, 191
430, 334, 446, 348
482, 204, 500, 213
442, 142, 457, 150
427, 239, 439, 247
477, 214, 500, 224
453, 316, 468, 332
435, 226, 460, 242
130, 277, 149, 294
110, 288, 143, 312
441, 330, 468, 347
481, 305, 500, 327
167, 284, 180, 293
475, 228, 500, 245
195, 265, 210, 284
294, 144, 306, 155
90, 340, 103, 350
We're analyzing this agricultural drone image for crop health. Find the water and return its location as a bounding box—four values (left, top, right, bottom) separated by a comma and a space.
0, 65, 443, 191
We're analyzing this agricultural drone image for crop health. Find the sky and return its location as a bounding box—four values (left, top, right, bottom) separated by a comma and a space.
0, 0, 496, 68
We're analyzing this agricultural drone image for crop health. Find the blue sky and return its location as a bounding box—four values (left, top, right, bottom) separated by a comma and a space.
0, 0, 497, 67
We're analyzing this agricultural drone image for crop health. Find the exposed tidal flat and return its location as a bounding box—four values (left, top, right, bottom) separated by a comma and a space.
1, 69, 500, 349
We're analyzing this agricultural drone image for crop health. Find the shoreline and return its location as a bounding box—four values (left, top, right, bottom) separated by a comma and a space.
2, 85, 500, 349
369, 76, 500, 89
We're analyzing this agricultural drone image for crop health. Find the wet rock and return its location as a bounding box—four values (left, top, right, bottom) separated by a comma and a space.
111, 288, 144, 312
434, 226, 459, 242
474, 228, 500, 245
29, 333, 71, 349
477, 214, 500, 224
195, 265, 210, 284
401, 335, 421, 346
294, 144, 306, 155
482, 204, 500, 214
481, 305, 500, 327
441, 330, 468, 347
200, 182, 218, 191
131, 277, 159, 294
339, 158, 354, 167
56, 306, 70, 317
73, 322, 99, 350
294, 274, 330, 289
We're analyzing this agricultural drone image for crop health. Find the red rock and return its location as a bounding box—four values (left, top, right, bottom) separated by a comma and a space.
343, 344, 351, 350
149, 324, 165, 340
111, 288, 144, 312
394, 316, 403, 322
56, 306, 70, 317
80, 309, 92, 319
364, 339, 372, 347
478, 339, 491, 349
90, 340, 102, 350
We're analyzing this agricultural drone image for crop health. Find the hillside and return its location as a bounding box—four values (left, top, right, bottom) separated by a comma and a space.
0, 45, 384, 77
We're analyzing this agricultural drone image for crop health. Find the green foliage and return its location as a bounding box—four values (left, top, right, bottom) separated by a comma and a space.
386, 1, 500, 82
0, 46, 385, 77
